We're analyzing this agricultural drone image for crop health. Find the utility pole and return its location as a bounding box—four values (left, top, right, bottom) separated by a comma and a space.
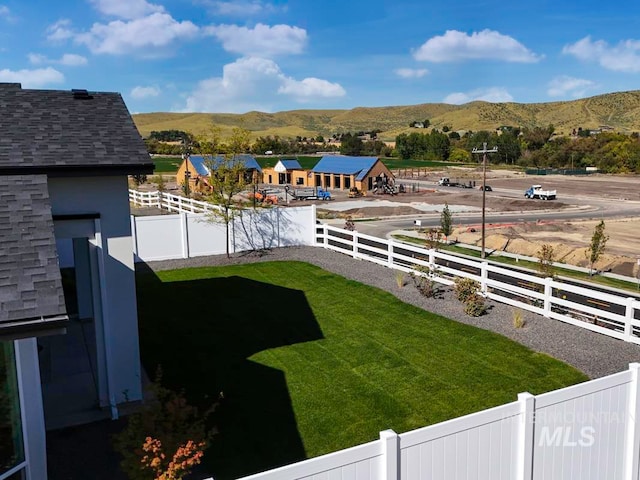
472, 142, 498, 259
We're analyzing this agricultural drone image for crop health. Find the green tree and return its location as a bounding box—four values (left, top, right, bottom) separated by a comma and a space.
339, 133, 364, 155
537, 244, 555, 278
440, 203, 453, 242
587, 220, 609, 275
203, 155, 248, 258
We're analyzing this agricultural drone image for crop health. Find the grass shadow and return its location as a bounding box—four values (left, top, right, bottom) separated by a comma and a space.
135, 263, 324, 479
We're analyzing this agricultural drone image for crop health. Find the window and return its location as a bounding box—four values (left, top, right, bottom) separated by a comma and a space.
0, 342, 24, 477
296, 177, 304, 185
344, 177, 351, 189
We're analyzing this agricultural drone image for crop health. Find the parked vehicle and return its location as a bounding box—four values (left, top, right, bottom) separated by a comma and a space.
252, 189, 279, 204
348, 187, 364, 198
478, 185, 492, 191
438, 177, 473, 188
285, 185, 332, 201
524, 184, 556, 200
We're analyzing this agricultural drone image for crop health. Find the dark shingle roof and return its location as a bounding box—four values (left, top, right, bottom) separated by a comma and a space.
0, 83, 153, 175
311, 155, 379, 181
0, 175, 67, 334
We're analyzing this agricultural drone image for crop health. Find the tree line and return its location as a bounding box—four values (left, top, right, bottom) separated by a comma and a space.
144, 126, 640, 173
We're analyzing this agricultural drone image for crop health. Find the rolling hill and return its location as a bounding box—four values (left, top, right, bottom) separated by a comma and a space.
132, 90, 640, 141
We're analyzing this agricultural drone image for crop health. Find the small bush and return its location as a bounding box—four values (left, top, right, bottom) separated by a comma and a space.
464, 293, 487, 317
344, 216, 356, 231
394, 271, 405, 288
409, 265, 439, 298
512, 309, 526, 328
454, 277, 480, 303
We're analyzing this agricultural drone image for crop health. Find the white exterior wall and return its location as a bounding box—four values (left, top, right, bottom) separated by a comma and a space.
48, 176, 142, 404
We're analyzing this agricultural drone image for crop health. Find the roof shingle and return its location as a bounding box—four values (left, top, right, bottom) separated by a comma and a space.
0, 175, 67, 328
0, 83, 152, 175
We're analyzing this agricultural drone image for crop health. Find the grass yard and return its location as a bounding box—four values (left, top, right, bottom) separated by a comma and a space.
150, 155, 182, 173
136, 261, 587, 479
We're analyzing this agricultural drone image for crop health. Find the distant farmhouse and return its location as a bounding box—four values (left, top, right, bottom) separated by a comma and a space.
177, 154, 262, 192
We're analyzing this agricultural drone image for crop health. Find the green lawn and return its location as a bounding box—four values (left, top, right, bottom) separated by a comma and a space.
136, 261, 587, 479
150, 155, 183, 173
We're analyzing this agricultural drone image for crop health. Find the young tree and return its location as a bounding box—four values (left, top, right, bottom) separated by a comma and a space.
204, 155, 248, 258
537, 243, 555, 278
440, 203, 453, 242
587, 220, 609, 275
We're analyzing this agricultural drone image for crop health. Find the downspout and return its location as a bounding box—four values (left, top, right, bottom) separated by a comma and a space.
94, 219, 119, 420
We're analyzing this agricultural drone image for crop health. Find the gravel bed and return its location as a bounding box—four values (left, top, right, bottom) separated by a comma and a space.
145, 246, 640, 379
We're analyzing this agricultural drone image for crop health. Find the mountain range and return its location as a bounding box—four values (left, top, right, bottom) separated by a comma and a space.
132, 90, 640, 141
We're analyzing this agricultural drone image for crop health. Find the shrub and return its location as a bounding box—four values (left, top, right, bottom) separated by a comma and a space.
394, 271, 405, 288
512, 308, 526, 328
409, 265, 439, 298
454, 277, 480, 303
112, 368, 217, 480
464, 293, 487, 317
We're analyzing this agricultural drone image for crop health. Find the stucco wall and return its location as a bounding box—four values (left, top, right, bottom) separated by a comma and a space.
48, 176, 142, 404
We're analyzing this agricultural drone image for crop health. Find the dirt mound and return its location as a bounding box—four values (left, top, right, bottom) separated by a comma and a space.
453, 221, 640, 277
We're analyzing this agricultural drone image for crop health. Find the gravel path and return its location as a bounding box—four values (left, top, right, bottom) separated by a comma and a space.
146, 246, 640, 379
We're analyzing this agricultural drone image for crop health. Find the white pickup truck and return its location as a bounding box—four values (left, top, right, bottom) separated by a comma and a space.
524, 185, 556, 200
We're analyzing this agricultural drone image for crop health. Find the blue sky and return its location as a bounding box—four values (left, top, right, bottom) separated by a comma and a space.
2, 0, 640, 114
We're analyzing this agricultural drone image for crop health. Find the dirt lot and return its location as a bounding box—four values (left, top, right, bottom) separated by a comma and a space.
136, 171, 640, 276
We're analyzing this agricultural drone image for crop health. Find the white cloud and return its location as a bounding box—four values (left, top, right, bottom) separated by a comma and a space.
131, 85, 161, 99
181, 56, 345, 113
90, 0, 164, 20
208, 1, 280, 16
414, 29, 542, 63
395, 68, 428, 79
0, 67, 65, 88
563, 36, 640, 73
443, 87, 514, 105
547, 75, 595, 98
28, 53, 47, 65
29, 52, 88, 66
47, 19, 75, 42
60, 53, 89, 66
205, 23, 307, 57
278, 77, 345, 101
75, 12, 198, 55
0, 5, 15, 22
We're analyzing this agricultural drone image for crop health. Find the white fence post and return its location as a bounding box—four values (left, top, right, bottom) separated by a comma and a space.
543, 277, 553, 317
157, 191, 162, 209
516, 392, 535, 480
388, 239, 394, 268
428, 248, 435, 270
180, 213, 189, 259
480, 261, 488, 294
352, 231, 358, 259
379, 429, 399, 480
625, 298, 635, 342
323, 225, 328, 248
130, 215, 138, 258
624, 363, 640, 480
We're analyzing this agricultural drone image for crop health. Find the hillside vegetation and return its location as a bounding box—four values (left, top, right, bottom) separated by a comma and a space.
133, 90, 640, 141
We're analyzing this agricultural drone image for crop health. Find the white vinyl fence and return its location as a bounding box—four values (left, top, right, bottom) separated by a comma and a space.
315, 224, 640, 345
237, 363, 640, 480
130, 206, 317, 261
129, 189, 214, 214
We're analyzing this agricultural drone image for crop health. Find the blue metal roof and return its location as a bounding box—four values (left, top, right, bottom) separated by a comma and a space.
311, 156, 379, 181
187, 156, 210, 176
279, 159, 302, 170
187, 154, 262, 174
